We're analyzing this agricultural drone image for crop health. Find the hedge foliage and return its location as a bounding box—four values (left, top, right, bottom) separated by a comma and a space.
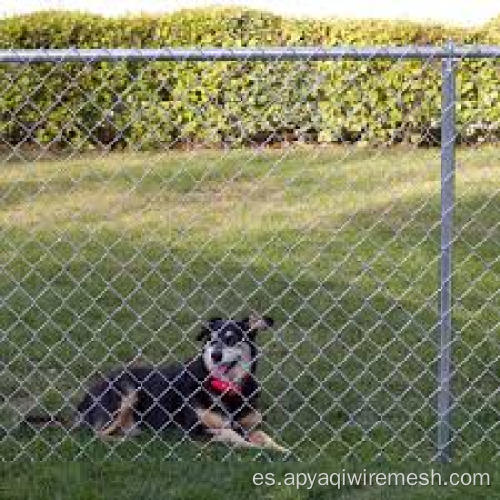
0, 8, 499, 149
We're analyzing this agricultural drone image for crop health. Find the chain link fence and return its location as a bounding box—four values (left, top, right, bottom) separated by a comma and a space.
0, 46, 498, 462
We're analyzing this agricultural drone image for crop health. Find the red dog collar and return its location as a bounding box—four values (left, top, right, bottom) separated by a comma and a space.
208, 377, 241, 395
207, 374, 249, 396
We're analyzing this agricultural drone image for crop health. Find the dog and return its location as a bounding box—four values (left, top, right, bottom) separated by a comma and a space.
65, 313, 287, 452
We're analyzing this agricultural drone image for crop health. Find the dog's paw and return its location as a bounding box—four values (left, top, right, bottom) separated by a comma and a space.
248, 430, 289, 453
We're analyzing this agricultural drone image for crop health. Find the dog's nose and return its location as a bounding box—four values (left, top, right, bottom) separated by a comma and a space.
211, 351, 223, 363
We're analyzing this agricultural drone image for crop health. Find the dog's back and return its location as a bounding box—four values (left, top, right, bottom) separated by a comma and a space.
77, 362, 204, 432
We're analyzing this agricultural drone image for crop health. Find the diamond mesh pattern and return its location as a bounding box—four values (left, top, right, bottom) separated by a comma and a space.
0, 48, 498, 462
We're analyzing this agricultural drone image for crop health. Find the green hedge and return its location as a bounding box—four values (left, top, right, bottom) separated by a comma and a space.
0, 9, 498, 149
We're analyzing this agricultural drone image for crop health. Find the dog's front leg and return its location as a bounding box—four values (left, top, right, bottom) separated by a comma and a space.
195, 408, 258, 448
208, 427, 289, 452
237, 410, 262, 430
195, 408, 231, 430
208, 427, 259, 448
237, 411, 289, 453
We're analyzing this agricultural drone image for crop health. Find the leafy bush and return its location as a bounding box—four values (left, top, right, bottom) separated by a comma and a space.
0, 8, 498, 149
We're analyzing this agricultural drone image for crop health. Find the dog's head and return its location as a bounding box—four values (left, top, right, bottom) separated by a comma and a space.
196, 314, 274, 375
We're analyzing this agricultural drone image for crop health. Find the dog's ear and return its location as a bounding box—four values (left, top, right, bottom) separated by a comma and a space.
196, 317, 223, 341
196, 326, 210, 341
241, 313, 274, 339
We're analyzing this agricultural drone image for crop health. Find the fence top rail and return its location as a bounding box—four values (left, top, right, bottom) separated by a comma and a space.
1, 45, 500, 63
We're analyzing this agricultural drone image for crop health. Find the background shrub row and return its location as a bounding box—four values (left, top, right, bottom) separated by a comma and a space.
1, 8, 500, 149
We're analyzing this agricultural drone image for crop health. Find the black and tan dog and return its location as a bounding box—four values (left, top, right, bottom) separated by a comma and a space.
68, 314, 287, 452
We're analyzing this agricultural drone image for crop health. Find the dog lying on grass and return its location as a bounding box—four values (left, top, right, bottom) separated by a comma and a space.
29, 314, 288, 453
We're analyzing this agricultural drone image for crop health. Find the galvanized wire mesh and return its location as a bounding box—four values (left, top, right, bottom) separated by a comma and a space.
0, 47, 498, 462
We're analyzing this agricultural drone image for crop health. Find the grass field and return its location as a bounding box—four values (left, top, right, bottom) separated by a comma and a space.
0, 145, 498, 472
0, 461, 499, 499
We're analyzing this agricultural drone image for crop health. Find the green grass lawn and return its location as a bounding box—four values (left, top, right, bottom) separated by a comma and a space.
0, 145, 498, 476
0, 461, 499, 499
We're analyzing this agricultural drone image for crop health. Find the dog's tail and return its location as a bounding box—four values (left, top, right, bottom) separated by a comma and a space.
25, 412, 72, 428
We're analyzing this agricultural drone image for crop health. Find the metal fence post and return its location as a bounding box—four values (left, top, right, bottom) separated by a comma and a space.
437, 41, 456, 463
